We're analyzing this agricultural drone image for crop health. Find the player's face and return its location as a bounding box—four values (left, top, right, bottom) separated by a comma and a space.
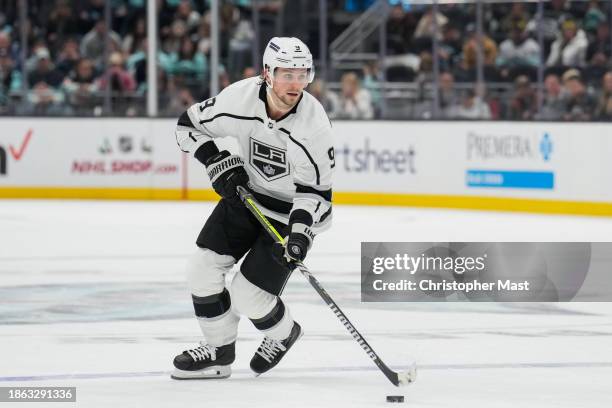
271, 68, 309, 106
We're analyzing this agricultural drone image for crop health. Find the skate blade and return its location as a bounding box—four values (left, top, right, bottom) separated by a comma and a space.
171, 365, 231, 380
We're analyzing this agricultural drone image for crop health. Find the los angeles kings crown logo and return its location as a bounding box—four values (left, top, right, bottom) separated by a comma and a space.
249, 138, 289, 181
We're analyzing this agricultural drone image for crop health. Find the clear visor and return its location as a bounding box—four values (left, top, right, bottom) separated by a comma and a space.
272, 68, 313, 85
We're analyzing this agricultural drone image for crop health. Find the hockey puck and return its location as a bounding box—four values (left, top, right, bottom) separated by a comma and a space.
386, 395, 404, 403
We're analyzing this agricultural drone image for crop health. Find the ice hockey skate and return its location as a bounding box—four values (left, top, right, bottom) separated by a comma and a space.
250, 322, 303, 376
171, 341, 235, 380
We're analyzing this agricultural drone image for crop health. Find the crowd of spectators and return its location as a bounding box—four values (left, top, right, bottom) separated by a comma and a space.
0, 0, 265, 116
0, 0, 611, 120
319, 0, 612, 120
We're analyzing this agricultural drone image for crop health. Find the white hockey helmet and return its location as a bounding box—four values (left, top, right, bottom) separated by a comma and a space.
262, 37, 315, 87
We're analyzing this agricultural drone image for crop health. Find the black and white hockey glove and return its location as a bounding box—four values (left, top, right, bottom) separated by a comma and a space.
273, 210, 315, 269
205, 150, 250, 206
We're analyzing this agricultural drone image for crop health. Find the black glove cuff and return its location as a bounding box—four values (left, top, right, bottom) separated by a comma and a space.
194, 141, 220, 165
289, 209, 313, 226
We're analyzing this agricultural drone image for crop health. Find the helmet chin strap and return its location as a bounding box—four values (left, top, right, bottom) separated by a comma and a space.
264, 67, 274, 89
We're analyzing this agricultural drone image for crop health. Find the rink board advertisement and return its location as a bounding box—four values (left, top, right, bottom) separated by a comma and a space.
1, 118, 611, 215
0, 118, 182, 198
361, 242, 612, 302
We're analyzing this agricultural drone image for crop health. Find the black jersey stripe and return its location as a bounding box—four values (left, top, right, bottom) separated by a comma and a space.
177, 110, 196, 127
251, 190, 293, 214
199, 113, 264, 125
279, 128, 320, 185
295, 183, 332, 202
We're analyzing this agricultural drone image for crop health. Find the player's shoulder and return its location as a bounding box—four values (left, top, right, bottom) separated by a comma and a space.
293, 91, 332, 144
297, 90, 332, 127
213, 77, 261, 108
289, 91, 332, 150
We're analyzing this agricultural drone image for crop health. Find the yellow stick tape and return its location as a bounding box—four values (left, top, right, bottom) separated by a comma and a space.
245, 196, 284, 242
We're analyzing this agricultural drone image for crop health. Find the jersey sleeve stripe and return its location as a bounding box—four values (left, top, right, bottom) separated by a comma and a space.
177, 110, 196, 128
279, 128, 320, 185
295, 183, 332, 202
199, 113, 264, 125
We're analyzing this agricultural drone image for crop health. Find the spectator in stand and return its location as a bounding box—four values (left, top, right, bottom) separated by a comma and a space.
97, 52, 136, 94
164, 86, 196, 116
336, 72, 373, 119
537, 73, 565, 120
126, 36, 148, 87
582, 0, 606, 34
438, 24, 463, 70
219, 68, 231, 91
99, 51, 139, 115
362, 61, 381, 109
508, 75, 537, 120
80, 20, 122, 69
55, 38, 81, 77
308, 79, 340, 119
22, 38, 47, 70
122, 17, 147, 56
0, 48, 22, 113
416, 51, 434, 83
21, 81, 70, 116
174, 0, 202, 33
595, 71, 612, 120
161, 19, 188, 56
0, 32, 19, 63
584, 49, 609, 86
46, 0, 80, 52
525, 0, 563, 48
196, 17, 212, 57
586, 21, 611, 63
228, 12, 255, 81
449, 88, 491, 120
62, 58, 100, 116
166, 37, 207, 81
499, 2, 531, 35
414, 6, 448, 41
242, 66, 256, 79
462, 25, 498, 70
497, 24, 540, 70
76, 0, 106, 33
386, 5, 413, 55
561, 68, 596, 121
415, 70, 459, 119
28, 48, 65, 89
439, 71, 459, 117
546, 19, 588, 67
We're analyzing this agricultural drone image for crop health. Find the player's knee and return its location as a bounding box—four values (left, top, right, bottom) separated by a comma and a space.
187, 248, 235, 297
230, 271, 276, 318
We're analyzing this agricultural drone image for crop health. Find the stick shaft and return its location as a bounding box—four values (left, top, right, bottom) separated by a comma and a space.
236, 187, 401, 386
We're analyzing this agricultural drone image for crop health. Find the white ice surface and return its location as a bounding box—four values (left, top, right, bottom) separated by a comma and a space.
1, 200, 611, 407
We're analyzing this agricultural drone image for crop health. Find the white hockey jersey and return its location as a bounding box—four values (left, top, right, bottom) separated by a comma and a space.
175, 77, 334, 230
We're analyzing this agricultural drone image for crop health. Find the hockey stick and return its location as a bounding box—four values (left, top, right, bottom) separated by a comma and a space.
236, 186, 416, 387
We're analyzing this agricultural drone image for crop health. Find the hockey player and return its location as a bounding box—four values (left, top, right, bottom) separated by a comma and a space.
171, 37, 334, 379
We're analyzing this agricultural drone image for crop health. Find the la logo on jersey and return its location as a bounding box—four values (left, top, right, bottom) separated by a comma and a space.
250, 138, 289, 181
